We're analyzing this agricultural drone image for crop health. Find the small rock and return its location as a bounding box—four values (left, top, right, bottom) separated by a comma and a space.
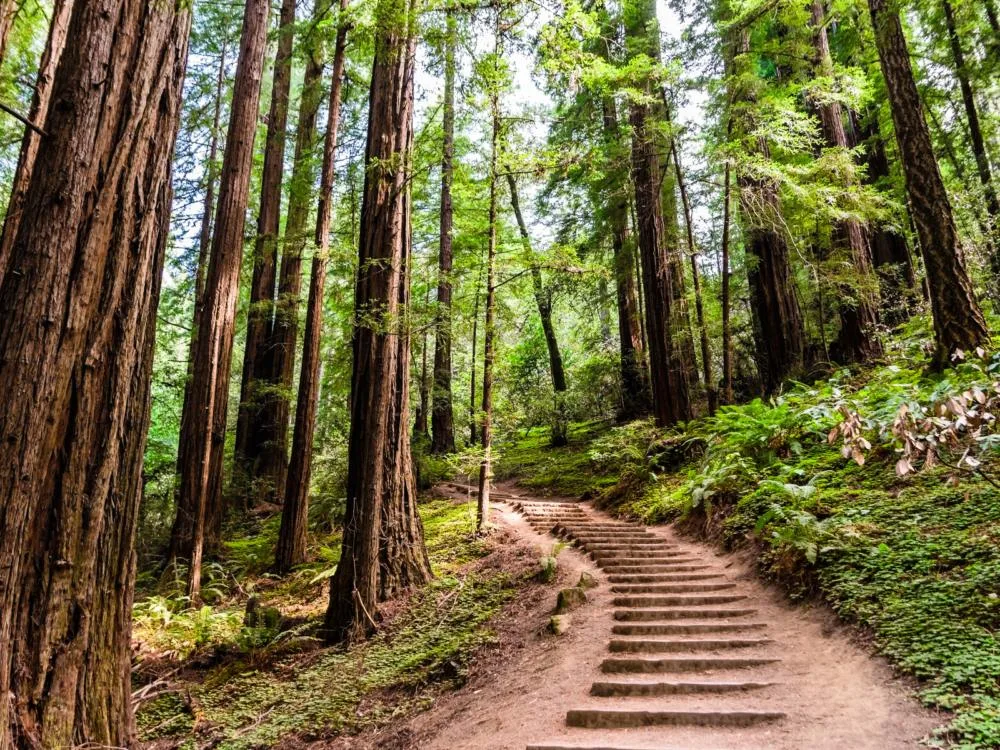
577, 571, 598, 589
555, 586, 587, 613
548, 615, 571, 635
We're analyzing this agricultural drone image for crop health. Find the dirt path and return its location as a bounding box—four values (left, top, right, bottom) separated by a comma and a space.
402, 487, 942, 750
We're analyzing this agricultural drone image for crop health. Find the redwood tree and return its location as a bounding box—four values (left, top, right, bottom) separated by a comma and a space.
171, 0, 271, 596
623, 0, 691, 426
325, 0, 431, 642
235, 0, 296, 490
0, 0, 191, 744
868, 0, 989, 364
431, 3, 458, 454
277, 0, 350, 573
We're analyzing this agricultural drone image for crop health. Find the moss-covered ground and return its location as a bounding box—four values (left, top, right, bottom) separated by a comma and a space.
134, 499, 528, 748
497, 343, 1000, 748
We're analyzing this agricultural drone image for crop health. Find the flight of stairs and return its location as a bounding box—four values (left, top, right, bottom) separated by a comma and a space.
514, 498, 786, 750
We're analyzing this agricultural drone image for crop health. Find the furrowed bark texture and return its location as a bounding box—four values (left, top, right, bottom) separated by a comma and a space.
0, 0, 191, 745
277, 0, 350, 573
729, 28, 805, 394
326, 0, 431, 642
624, 0, 691, 426
171, 0, 270, 585
431, 5, 457, 454
811, 0, 883, 363
0, 0, 72, 287
868, 0, 988, 364
235, 0, 296, 488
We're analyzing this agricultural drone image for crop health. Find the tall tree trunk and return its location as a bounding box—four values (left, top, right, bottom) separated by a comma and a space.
727, 27, 805, 394
507, 174, 568, 446
175, 42, 228, 528
624, 0, 691, 426
469, 263, 481, 446
171, 0, 270, 597
720, 158, 734, 405
0, 0, 72, 286
851, 109, 917, 324
431, 4, 457, 454
325, 0, 431, 643
597, 57, 648, 420
254, 0, 329, 504
0, 0, 190, 744
941, 0, 1000, 302
235, 0, 296, 489
672, 141, 717, 412
414, 281, 431, 438
276, 0, 349, 574
868, 0, 989, 365
0, 0, 17, 69
810, 0, 883, 363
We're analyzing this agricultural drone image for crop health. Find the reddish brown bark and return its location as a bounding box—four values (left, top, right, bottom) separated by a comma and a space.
253, 2, 329, 504
868, 0, 989, 364
0, 0, 72, 287
235, 0, 296, 488
431, 5, 457, 454
720, 159, 734, 405
277, 0, 350, 573
171, 0, 270, 596
811, 0, 883, 363
0, 0, 191, 745
728, 28, 805, 394
325, 0, 431, 642
624, 0, 691, 426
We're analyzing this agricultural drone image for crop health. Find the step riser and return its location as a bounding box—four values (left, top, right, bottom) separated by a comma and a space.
565, 709, 785, 728
612, 623, 769, 635
607, 574, 724, 583
593, 553, 691, 562
600, 566, 712, 574
610, 584, 737, 594
590, 680, 773, 697
613, 595, 747, 607
614, 608, 758, 621
601, 657, 780, 673
608, 638, 773, 653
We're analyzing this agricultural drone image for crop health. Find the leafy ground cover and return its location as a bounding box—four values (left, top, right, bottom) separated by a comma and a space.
499, 333, 1000, 748
134, 498, 533, 748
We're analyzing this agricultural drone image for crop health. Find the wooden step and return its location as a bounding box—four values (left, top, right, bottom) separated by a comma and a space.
608, 637, 773, 653
614, 607, 758, 621
610, 583, 737, 594
606, 573, 723, 583
599, 564, 712, 574
591, 551, 690, 562
565, 708, 785, 728
612, 594, 747, 607
612, 622, 769, 636
590, 679, 773, 697
600, 656, 780, 673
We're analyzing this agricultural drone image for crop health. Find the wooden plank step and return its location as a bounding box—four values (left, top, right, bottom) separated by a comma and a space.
565, 708, 785, 728
590, 679, 773, 697
600, 656, 780, 673
608, 637, 773, 653
614, 608, 758, 621
610, 583, 737, 594
600, 564, 712, 574
591, 550, 691, 560
612, 622, 769, 635
612, 594, 747, 607
606, 573, 724, 583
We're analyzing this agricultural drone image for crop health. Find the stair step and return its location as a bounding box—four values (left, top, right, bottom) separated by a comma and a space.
600, 564, 712, 574
565, 708, 786, 728
613, 594, 747, 607
610, 583, 737, 594
590, 679, 773, 697
614, 608, 757, 621
600, 656, 780, 673
612, 622, 769, 636
608, 637, 773, 653
606, 573, 724, 583
577, 538, 672, 547
593, 552, 691, 563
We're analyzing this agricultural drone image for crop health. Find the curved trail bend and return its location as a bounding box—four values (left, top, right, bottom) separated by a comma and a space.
407, 487, 940, 750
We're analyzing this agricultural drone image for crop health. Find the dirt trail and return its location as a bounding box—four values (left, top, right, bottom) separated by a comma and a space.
402, 486, 941, 750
